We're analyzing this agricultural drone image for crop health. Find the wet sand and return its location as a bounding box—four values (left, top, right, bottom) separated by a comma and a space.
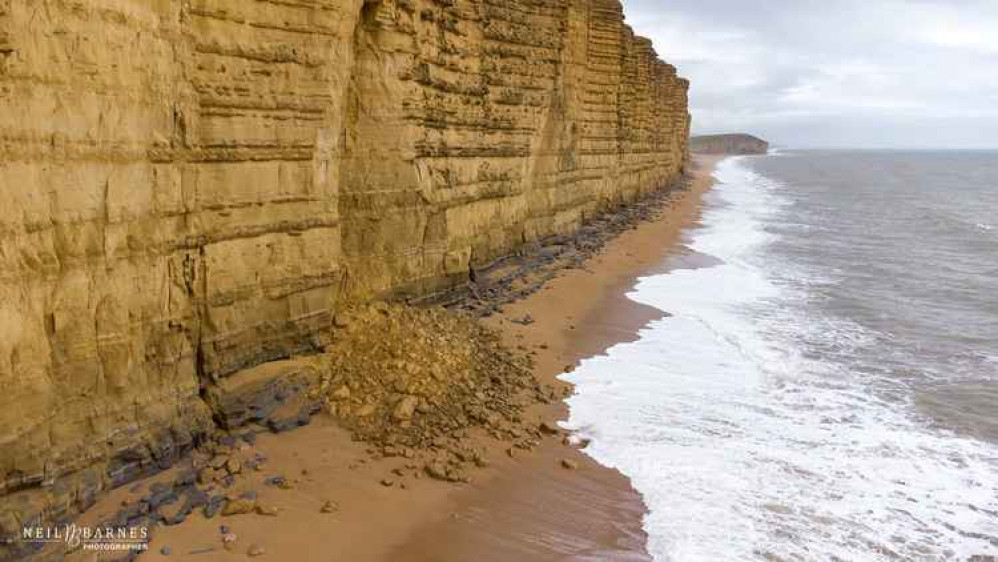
70, 156, 720, 562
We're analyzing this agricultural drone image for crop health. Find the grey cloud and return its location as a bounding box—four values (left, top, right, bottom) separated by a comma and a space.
622, 0, 998, 148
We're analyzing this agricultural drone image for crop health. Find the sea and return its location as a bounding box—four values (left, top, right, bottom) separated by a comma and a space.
562, 150, 998, 561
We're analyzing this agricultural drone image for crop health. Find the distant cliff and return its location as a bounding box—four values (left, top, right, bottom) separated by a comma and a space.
0, 0, 690, 543
690, 134, 769, 155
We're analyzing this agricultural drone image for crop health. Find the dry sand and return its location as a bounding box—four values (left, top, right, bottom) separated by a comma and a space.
69, 156, 720, 562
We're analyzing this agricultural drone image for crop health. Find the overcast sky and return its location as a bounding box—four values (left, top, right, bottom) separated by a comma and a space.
623, 0, 998, 148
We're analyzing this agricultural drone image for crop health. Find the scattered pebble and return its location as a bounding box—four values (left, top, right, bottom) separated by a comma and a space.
510, 314, 535, 326
255, 503, 279, 517
222, 532, 238, 551
221, 498, 255, 516
539, 421, 561, 435
265, 475, 292, 489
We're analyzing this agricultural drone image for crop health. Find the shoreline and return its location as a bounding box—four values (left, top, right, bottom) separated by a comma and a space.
65, 155, 721, 562
392, 154, 721, 561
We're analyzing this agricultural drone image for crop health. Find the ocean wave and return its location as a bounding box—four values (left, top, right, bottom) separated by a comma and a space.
562, 156, 998, 561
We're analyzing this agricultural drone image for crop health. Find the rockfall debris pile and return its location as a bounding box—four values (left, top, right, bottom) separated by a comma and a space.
313, 303, 563, 481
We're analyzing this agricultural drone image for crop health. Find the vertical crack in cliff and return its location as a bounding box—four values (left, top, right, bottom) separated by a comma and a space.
192, 245, 214, 419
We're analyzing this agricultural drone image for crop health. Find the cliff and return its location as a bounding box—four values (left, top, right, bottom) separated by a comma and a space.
690, 133, 768, 155
0, 0, 689, 541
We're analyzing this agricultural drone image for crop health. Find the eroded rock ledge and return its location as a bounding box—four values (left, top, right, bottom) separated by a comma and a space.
0, 0, 689, 547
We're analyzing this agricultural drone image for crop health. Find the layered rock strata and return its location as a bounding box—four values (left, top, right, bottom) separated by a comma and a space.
0, 0, 689, 545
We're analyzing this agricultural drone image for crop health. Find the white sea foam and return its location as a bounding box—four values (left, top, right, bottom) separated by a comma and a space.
561, 157, 998, 561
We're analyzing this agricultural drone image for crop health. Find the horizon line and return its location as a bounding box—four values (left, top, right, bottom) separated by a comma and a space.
768, 146, 998, 151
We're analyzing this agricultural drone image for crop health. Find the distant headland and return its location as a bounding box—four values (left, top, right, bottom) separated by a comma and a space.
690, 133, 770, 155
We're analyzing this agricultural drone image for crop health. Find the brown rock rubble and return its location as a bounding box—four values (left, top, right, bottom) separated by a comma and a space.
316, 304, 539, 452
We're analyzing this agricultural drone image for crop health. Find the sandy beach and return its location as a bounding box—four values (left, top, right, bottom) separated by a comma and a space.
67, 156, 720, 562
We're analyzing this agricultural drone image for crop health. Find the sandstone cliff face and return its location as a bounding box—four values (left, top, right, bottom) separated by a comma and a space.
689, 133, 769, 155
0, 0, 688, 538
